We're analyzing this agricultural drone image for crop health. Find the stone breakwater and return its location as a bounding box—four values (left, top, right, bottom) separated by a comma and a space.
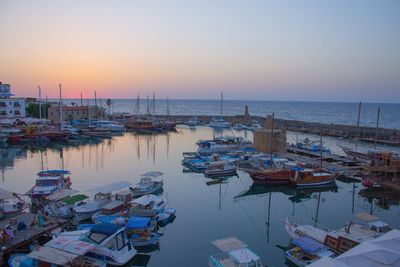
146, 114, 400, 146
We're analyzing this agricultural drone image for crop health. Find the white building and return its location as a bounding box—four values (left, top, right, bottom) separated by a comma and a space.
0, 82, 26, 118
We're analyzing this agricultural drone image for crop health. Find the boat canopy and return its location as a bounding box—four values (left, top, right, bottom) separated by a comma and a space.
212, 237, 247, 252
355, 213, 379, 223
131, 194, 160, 206
126, 217, 151, 229
46, 236, 95, 255
141, 171, 163, 178
37, 169, 70, 176
27, 246, 81, 265
228, 248, 260, 264
292, 236, 324, 254
87, 181, 132, 194
62, 194, 89, 205
45, 189, 79, 202
90, 223, 121, 236
95, 215, 124, 224
0, 187, 15, 200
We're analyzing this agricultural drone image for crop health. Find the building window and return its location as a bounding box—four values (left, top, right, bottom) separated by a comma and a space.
15, 110, 21, 115
14, 102, 20, 107
9, 110, 13, 114
0, 102, 6, 107
0, 111, 6, 115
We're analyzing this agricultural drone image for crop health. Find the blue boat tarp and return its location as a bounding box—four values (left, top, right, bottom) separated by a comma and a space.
78, 224, 95, 230
292, 237, 324, 254
126, 217, 151, 229
290, 166, 304, 171
90, 223, 121, 236
95, 215, 121, 224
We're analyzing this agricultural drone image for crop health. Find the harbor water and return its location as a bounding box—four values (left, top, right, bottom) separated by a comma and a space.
1, 126, 400, 266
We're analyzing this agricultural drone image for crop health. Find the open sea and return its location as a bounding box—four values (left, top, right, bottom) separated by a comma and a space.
1, 126, 400, 266
62, 99, 400, 129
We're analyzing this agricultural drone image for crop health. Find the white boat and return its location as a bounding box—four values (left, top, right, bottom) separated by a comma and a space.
74, 192, 113, 222
27, 170, 72, 205
0, 187, 25, 219
204, 162, 237, 177
44, 188, 88, 219
130, 172, 164, 198
209, 237, 264, 267
26, 223, 136, 266
233, 123, 247, 130
91, 191, 133, 221
186, 117, 199, 127
94, 120, 125, 132
284, 214, 390, 254
209, 117, 231, 128
248, 121, 263, 131
129, 194, 167, 217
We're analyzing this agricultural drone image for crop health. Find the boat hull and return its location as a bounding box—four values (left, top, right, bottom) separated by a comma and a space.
250, 170, 291, 184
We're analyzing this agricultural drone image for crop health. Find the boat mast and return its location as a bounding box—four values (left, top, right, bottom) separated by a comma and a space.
59, 83, 62, 130
136, 93, 140, 115
87, 99, 91, 126
220, 92, 223, 116
320, 130, 323, 169
355, 101, 362, 150
38, 85, 42, 120
374, 107, 380, 149
80, 92, 83, 106
146, 95, 150, 115
152, 92, 156, 114
94, 91, 97, 119
167, 97, 170, 116
270, 113, 275, 167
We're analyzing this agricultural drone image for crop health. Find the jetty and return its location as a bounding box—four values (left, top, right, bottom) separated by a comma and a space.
0, 213, 68, 264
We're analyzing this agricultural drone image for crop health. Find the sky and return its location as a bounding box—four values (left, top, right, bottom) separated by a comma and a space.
0, 0, 399, 102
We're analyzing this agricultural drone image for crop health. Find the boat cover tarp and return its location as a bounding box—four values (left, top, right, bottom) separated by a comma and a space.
0, 187, 15, 200
27, 246, 80, 265
62, 194, 88, 205
90, 223, 121, 236
212, 237, 247, 252
228, 248, 260, 264
126, 217, 151, 228
45, 189, 79, 202
46, 236, 95, 255
292, 236, 324, 254
87, 181, 132, 194
336, 230, 400, 267
95, 215, 124, 224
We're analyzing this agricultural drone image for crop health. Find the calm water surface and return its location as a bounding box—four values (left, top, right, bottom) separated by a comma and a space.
1, 126, 400, 267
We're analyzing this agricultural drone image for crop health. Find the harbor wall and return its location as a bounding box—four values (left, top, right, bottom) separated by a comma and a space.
142, 114, 400, 146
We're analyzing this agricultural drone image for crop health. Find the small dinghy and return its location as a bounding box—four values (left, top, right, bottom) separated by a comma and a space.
156, 208, 176, 227
130, 232, 160, 247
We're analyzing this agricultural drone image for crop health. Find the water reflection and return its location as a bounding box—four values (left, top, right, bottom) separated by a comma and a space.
0, 127, 398, 267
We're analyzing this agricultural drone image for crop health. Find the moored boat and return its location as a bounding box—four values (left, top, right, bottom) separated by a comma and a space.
27, 170, 72, 205
130, 172, 164, 198
209, 237, 264, 267
289, 168, 337, 187
129, 194, 167, 217
284, 236, 335, 267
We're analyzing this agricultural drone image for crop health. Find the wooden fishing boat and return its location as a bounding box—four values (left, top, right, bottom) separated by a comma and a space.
289, 169, 337, 187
